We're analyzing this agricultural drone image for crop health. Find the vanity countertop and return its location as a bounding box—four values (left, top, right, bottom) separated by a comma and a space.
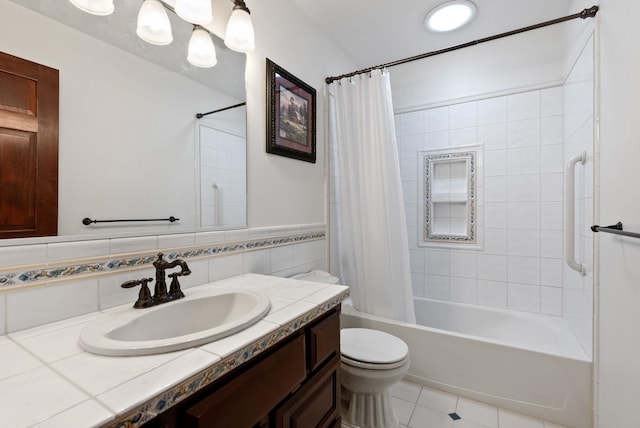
0, 274, 349, 428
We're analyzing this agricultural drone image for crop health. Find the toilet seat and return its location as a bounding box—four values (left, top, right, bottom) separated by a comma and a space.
340, 328, 409, 370
341, 354, 409, 370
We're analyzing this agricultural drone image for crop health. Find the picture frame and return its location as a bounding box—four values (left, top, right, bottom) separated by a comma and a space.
266, 58, 316, 163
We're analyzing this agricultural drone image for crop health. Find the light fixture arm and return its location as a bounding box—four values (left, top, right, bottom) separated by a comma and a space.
159, 2, 215, 39
232, 0, 251, 14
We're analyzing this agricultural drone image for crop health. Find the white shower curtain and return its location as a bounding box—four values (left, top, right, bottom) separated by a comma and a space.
329, 70, 415, 324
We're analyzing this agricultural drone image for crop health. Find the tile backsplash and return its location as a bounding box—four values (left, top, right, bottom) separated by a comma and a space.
0, 224, 328, 334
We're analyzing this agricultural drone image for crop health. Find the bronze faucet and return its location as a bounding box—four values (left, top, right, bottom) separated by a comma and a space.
121, 253, 191, 308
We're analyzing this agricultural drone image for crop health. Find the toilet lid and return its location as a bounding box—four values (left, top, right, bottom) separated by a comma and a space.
340, 328, 409, 364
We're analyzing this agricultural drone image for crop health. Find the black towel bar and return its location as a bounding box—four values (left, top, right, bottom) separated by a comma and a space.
591, 222, 640, 239
82, 216, 179, 225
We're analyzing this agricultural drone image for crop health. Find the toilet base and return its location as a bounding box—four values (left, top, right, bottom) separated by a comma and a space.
341, 386, 399, 428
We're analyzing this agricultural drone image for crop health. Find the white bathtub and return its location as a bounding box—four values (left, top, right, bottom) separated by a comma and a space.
340, 297, 592, 428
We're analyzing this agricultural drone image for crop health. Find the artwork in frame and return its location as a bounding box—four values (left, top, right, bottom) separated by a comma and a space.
266, 58, 316, 163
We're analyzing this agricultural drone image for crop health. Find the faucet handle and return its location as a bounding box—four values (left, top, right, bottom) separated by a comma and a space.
168, 272, 185, 300
121, 277, 154, 308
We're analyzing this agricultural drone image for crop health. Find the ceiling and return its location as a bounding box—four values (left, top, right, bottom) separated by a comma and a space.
9, 0, 583, 92
292, 0, 577, 69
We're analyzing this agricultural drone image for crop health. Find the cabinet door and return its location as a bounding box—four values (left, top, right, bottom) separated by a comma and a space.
0, 52, 58, 238
309, 310, 340, 372
183, 334, 306, 428
274, 355, 340, 428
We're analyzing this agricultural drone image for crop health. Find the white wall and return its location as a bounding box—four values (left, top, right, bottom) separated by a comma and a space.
245, 0, 355, 228
566, 0, 640, 426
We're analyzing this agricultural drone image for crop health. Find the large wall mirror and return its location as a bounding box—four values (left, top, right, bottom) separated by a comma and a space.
2, 0, 247, 245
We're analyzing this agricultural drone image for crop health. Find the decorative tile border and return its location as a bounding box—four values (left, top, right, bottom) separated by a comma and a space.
0, 231, 325, 290
105, 290, 349, 428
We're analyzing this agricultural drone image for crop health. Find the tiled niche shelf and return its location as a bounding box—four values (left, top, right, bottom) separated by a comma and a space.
418, 146, 480, 248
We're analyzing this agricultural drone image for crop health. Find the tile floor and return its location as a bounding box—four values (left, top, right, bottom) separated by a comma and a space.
389, 380, 567, 428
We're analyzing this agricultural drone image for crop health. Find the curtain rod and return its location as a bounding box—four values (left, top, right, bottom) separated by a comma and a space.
325, 5, 599, 85
196, 102, 246, 119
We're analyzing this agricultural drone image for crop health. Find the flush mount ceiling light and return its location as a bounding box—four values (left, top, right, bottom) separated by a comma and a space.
67, 0, 256, 68
425, 0, 477, 32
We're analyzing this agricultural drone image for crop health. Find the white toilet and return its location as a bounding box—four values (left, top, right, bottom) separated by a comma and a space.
290, 271, 410, 428
340, 328, 410, 428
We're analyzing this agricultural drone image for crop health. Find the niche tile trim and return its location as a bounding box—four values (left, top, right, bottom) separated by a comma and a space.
418, 146, 479, 247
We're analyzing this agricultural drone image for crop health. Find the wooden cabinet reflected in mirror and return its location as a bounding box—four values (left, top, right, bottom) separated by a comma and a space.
0, 52, 58, 239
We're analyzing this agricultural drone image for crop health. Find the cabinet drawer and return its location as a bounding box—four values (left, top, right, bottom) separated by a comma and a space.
274, 355, 340, 428
182, 334, 306, 428
309, 310, 340, 372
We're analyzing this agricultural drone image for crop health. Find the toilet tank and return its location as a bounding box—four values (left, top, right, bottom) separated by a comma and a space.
290, 270, 340, 284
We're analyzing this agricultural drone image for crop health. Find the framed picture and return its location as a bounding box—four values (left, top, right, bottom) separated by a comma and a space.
266, 58, 316, 163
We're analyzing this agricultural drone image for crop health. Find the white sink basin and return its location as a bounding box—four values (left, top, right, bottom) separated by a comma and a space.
79, 288, 271, 356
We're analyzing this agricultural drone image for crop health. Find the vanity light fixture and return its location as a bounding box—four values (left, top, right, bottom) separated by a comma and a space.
67, 0, 255, 68
175, 0, 213, 26
425, 0, 476, 32
188, 26, 218, 68
68, 0, 114, 16
136, 0, 173, 46
224, 0, 255, 53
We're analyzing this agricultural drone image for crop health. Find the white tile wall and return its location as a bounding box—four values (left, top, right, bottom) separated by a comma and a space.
47, 240, 111, 263
0, 244, 47, 268
0, 225, 328, 334
326, 36, 595, 360
0, 295, 5, 335
199, 127, 247, 229
562, 35, 595, 359
7, 279, 100, 332
110, 236, 158, 254
396, 78, 593, 340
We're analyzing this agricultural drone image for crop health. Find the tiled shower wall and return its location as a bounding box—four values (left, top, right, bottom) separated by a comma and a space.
563, 35, 595, 357
200, 125, 247, 229
397, 86, 569, 315
393, 36, 594, 357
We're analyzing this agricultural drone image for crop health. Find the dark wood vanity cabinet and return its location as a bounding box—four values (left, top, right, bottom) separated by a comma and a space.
144, 307, 341, 428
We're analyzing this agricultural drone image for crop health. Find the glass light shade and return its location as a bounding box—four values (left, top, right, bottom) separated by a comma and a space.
68, 0, 114, 16
137, 0, 173, 45
188, 28, 217, 68
224, 7, 255, 53
175, 0, 212, 25
425, 0, 476, 32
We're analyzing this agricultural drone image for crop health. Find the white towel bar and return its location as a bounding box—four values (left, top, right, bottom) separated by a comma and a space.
565, 151, 587, 276
212, 183, 221, 227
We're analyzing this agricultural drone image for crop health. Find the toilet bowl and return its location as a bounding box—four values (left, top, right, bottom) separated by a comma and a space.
340, 328, 409, 428
290, 271, 409, 428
